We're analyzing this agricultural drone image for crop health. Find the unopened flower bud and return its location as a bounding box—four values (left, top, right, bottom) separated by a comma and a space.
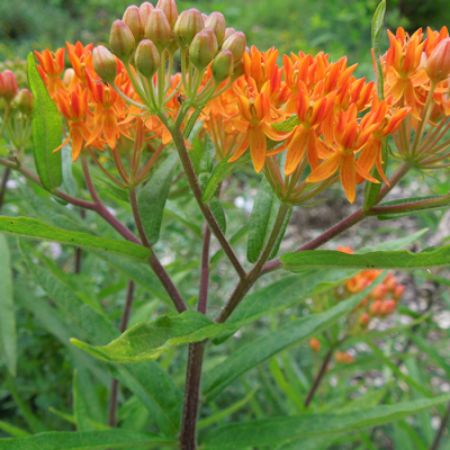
212, 49, 233, 82
156, 0, 178, 28
109, 20, 136, 60
13, 88, 33, 114
309, 338, 321, 352
222, 31, 246, 63
123, 5, 144, 41
189, 28, 218, 69
335, 351, 354, 364
174, 8, 204, 47
380, 299, 396, 316
370, 300, 382, 316
139, 2, 154, 25
135, 39, 161, 77
63, 68, 76, 86
426, 37, 450, 82
224, 27, 236, 41
0, 70, 18, 102
205, 12, 226, 47
358, 312, 370, 327
93, 45, 118, 82
393, 285, 405, 299
144, 8, 174, 50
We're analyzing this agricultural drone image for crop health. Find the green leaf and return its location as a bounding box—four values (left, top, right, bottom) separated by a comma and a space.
202, 158, 234, 202
0, 430, 175, 450
0, 234, 16, 376
0, 216, 150, 261
73, 370, 102, 431
210, 198, 227, 233
201, 395, 450, 449
137, 154, 178, 245
247, 178, 276, 263
269, 205, 292, 259
27, 52, 62, 191
204, 279, 382, 399
272, 115, 299, 132
371, 0, 386, 98
71, 311, 231, 363
281, 246, 450, 271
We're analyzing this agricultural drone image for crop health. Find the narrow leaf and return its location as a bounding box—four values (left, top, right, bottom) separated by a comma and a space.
0, 234, 16, 376
27, 52, 62, 191
202, 395, 450, 449
137, 154, 177, 245
0, 430, 174, 450
71, 311, 232, 363
247, 178, 275, 263
272, 115, 300, 132
204, 280, 382, 399
0, 216, 150, 261
202, 158, 234, 202
281, 246, 450, 271
210, 198, 227, 233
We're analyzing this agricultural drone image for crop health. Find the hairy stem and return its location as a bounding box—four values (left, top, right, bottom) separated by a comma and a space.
198, 225, 211, 314
161, 117, 246, 280
108, 280, 136, 427
0, 166, 11, 210
304, 347, 335, 408
217, 203, 291, 323
180, 342, 205, 450
430, 402, 450, 450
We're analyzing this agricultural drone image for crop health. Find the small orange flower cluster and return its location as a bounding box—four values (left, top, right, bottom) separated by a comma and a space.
36, 43, 138, 160
203, 47, 410, 202
381, 27, 450, 167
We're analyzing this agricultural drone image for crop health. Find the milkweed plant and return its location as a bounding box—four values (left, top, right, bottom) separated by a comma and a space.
0, 0, 449, 449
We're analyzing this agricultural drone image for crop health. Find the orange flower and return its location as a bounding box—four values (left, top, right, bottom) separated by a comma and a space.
34, 48, 65, 96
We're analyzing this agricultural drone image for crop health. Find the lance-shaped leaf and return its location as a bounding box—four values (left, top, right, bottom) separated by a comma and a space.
210, 198, 227, 233
202, 158, 234, 202
71, 311, 232, 363
27, 53, 63, 191
201, 395, 450, 449
204, 278, 382, 399
137, 154, 177, 245
281, 246, 450, 271
247, 178, 276, 263
0, 429, 175, 450
0, 216, 150, 261
0, 234, 16, 376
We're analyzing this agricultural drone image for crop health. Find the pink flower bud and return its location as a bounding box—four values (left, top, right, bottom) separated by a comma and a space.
426, 37, 450, 82
156, 0, 178, 28
109, 20, 136, 60
222, 31, 246, 63
174, 8, 204, 47
139, 2, 154, 25
205, 12, 226, 47
93, 45, 118, 83
123, 5, 144, 41
224, 27, 236, 41
144, 8, 174, 50
189, 28, 218, 69
135, 39, 161, 77
212, 49, 233, 82
0, 70, 19, 102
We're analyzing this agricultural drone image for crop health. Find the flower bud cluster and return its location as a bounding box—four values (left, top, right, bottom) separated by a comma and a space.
102, 0, 247, 88
0, 69, 33, 114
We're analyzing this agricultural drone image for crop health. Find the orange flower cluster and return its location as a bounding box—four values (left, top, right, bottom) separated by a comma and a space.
381, 27, 450, 167
203, 47, 410, 202
35, 42, 170, 163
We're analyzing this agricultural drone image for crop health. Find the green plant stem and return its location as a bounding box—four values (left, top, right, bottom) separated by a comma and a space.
74, 209, 86, 274
161, 116, 246, 280
180, 342, 205, 450
304, 346, 336, 408
108, 280, 135, 427
217, 203, 291, 323
430, 402, 450, 450
0, 166, 11, 210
